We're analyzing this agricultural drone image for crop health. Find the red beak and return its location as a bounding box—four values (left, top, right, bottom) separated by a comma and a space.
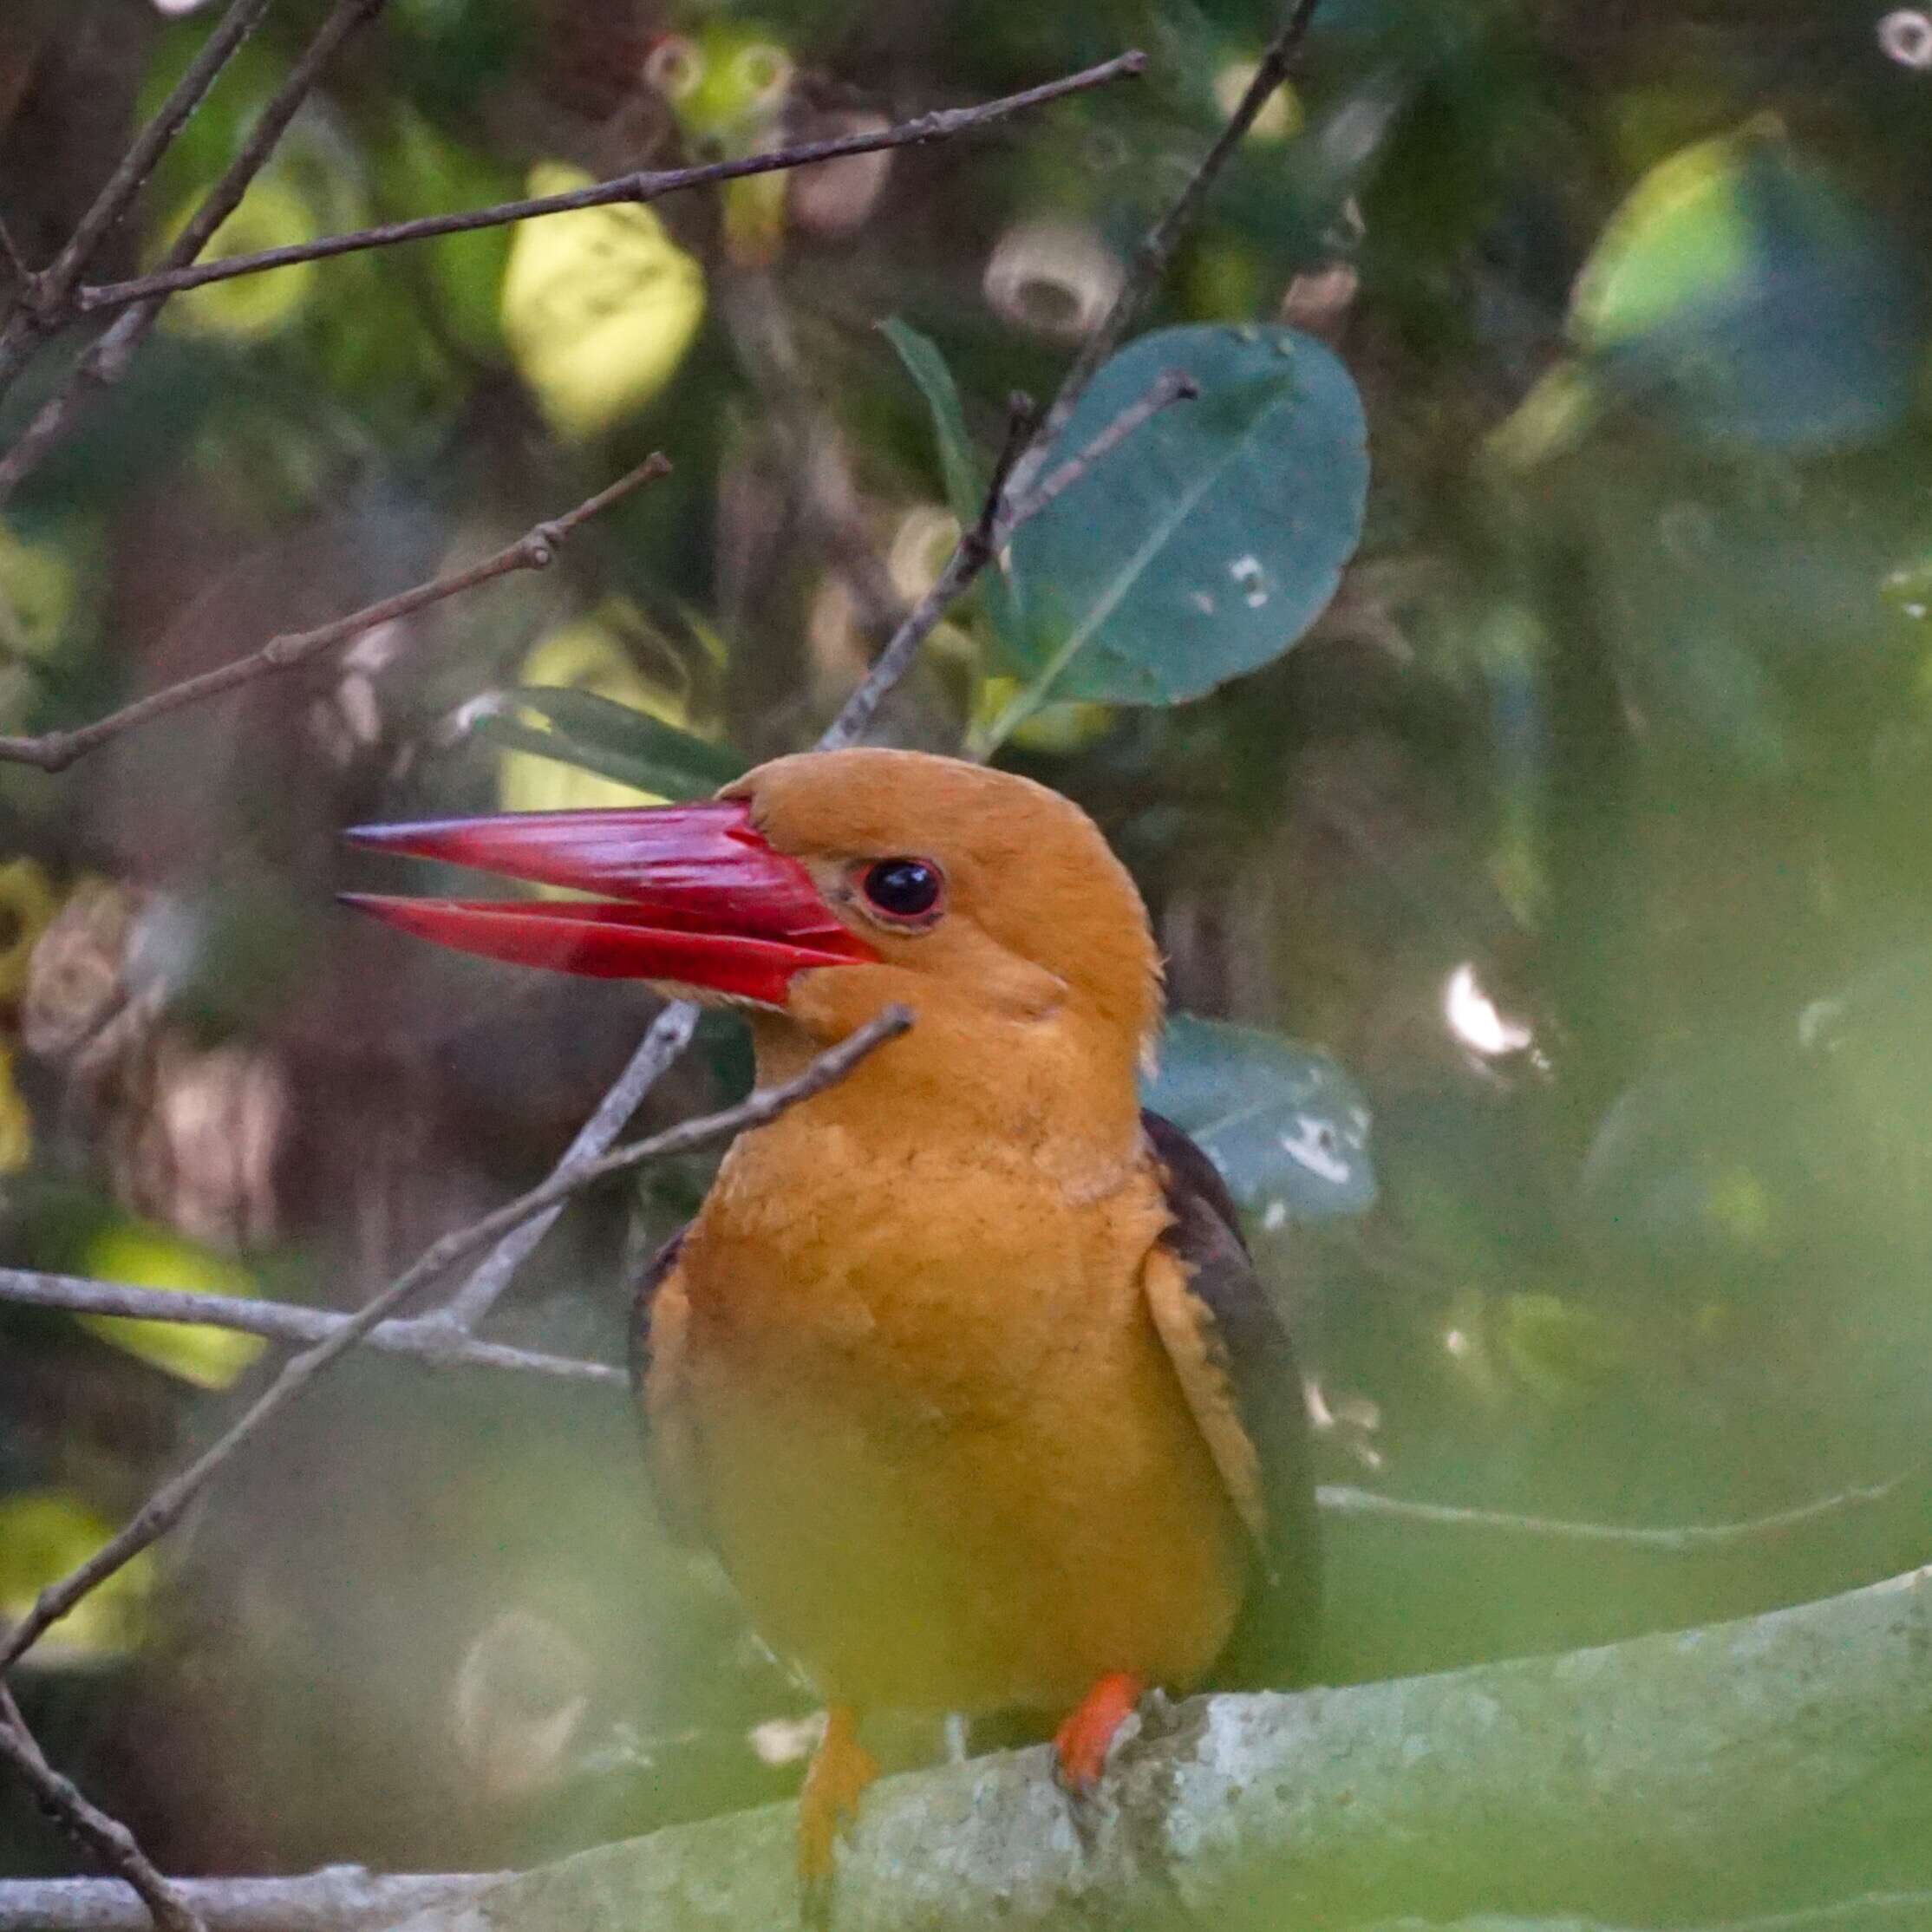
340, 802, 878, 1005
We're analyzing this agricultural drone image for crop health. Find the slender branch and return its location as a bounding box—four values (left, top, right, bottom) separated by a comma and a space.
1315, 1475, 1920, 1551
1002, 365, 1196, 528
0, 454, 670, 772
0, 1006, 911, 1674
69, 54, 1146, 317
1037, 0, 1322, 446
430, 1002, 698, 1335
0, 0, 276, 400
0, 0, 388, 514
0, 1268, 622, 1385
988, 389, 1042, 499
0, 1680, 205, 1932
821, 368, 1193, 753
0, 1871, 498, 1932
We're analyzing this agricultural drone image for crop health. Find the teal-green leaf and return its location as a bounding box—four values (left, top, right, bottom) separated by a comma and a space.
881, 319, 983, 531
1003, 325, 1368, 707
1143, 1014, 1376, 1225
474, 688, 747, 800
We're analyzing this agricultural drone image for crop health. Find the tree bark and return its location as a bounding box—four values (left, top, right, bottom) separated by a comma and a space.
370, 1563, 1932, 1932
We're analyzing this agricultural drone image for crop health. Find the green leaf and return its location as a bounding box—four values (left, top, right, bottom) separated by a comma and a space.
474, 687, 747, 801
881, 319, 984, 530
997, 325, 1368, 729
1143, 1013, 1376, 1226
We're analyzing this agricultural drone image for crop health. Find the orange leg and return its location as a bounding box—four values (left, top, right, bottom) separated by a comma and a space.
798, 1705, 878, 1920
1052, 1671, 1145, 1795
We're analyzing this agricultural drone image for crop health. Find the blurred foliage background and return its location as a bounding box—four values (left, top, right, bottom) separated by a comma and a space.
4, 0, 1932, 1914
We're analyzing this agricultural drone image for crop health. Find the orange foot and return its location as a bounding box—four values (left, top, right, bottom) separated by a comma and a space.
799, 1705, 878, 1928
1052, 1671, 1145, 1796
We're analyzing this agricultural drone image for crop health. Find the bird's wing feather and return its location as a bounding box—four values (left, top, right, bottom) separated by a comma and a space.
1140, 1110, 1322, 1687
629, 1227, 708, 1547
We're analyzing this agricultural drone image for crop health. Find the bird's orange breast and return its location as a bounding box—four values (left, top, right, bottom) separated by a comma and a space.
663, 1124, 1249, 1717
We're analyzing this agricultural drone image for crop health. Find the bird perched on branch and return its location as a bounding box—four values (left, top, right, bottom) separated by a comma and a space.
345, 749, 1319, 1914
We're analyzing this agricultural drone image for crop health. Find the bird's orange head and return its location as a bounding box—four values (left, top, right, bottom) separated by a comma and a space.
343, 749, 1161, 1126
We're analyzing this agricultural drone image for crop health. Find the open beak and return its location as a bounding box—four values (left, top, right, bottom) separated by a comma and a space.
340, 801, 878, 1005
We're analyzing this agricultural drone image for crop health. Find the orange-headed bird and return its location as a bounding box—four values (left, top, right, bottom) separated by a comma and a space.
345, 749, 1318, 1905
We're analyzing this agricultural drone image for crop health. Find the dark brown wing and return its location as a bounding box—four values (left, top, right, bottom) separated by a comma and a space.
628, 1227, 706, 1547
1141, 1110, 1322, 1688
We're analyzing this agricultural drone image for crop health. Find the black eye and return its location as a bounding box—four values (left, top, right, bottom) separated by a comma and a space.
862, 858, 942, 921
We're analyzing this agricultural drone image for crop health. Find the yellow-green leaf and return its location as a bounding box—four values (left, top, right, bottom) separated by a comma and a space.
499, 164, 706, 441
80, 1224, 267, 1390
0, 1493, 153, 1661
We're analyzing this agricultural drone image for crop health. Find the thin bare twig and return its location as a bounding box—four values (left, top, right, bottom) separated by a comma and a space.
1036, 0, 1322, 447
0, 453, 669, 771
0, 0, 388, 514
826, 366, 1196, 754
965, 365, 1201, 754
1315, 1473, 1920, 1552
813, 404, 1038, 754
0, 1004, 911, 1674
0, 1680, 205, 1932
986, 388, 1043, 503
69, 54, 1147, 318
1004, 365, 1196, 527
0, 1269, 623, 1385
431, 1002, 699, 1335
0, 0, 276, 401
